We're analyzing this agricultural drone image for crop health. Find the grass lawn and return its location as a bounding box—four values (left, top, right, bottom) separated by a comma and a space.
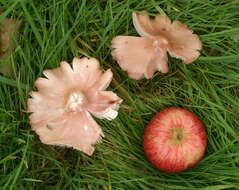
1, 0, 239, 189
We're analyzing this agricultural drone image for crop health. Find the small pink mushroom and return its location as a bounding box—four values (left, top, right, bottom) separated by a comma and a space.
111, 11, 202, 80
27, 57, 122, 156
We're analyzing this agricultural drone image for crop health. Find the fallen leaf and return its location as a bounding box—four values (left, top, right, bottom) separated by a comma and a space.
0, 11, 22, 75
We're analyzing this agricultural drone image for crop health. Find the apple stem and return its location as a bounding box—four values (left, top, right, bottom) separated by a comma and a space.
171, 127, 185, 144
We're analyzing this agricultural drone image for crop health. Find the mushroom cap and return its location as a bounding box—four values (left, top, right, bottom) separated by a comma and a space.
28, 57, 122, 155
132, 11, 172, 38
132, 11, 202, 64
111, 36, 168, 80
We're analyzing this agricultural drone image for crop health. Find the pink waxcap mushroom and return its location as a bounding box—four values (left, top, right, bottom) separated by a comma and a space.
111, 11, 202, 80
27, 57, 122, 156
132, 11, 202, 64
112, 36, 168, 79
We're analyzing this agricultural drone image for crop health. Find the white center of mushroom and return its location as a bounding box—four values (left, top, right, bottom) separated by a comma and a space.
161, 38, 169, 45
66, 92, 85, 113
152, 38, 169, 52
152, 36, 169, 53
153, 40, 160, 53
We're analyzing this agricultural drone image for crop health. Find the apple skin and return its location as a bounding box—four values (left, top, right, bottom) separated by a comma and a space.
143, 107, 207, 173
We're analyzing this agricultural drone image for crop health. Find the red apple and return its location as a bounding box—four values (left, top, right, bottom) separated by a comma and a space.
143, 107, 207, 173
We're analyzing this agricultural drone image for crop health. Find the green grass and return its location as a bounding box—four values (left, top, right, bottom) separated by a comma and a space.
1, 0, 239, 189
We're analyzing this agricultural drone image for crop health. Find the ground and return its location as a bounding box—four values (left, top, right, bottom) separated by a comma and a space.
0, 0, 239, 189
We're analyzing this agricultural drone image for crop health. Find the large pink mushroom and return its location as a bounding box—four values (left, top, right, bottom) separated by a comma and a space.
111, 11, 202, 80
27, 57, 122, 156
